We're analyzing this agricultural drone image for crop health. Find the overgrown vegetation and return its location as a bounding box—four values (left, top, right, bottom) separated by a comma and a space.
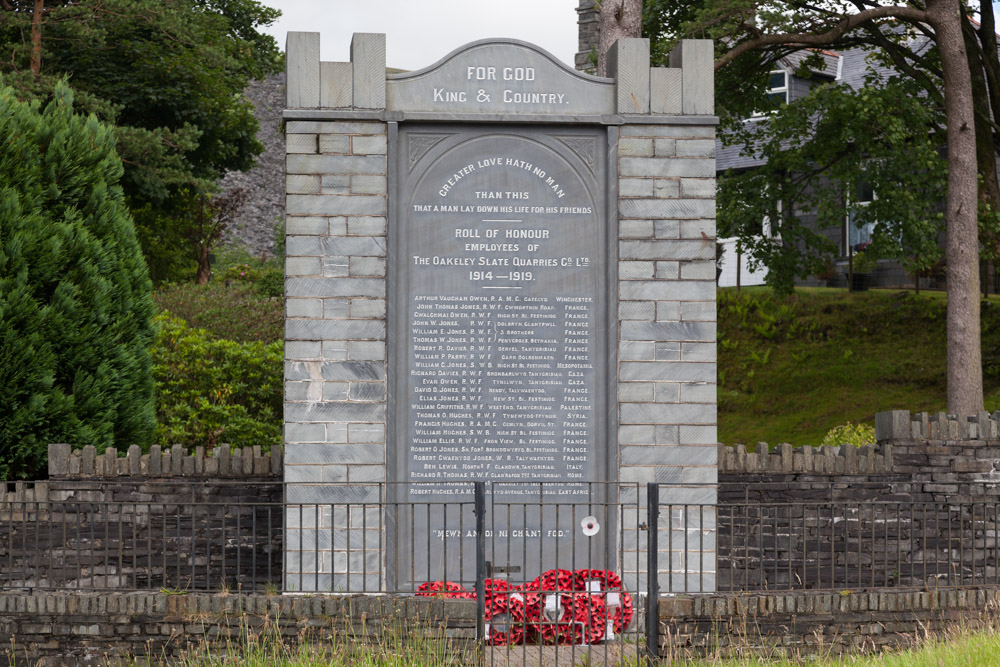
672, 625, 1000, 666
153, 282, 282, 344
820, 422, 876, 448
0, 82, 155, 480
152, 314, 281, 450
719, 287, 1000, 447
150, 247, 283, 452
0, 0, 283, 282
123, 615, 1000, 666
137, 613, 473, 666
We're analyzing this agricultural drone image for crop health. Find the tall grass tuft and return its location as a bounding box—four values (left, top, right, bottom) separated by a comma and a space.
132, 610, 475, 667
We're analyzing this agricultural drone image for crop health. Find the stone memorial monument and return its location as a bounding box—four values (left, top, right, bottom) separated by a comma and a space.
282, 32, 718, 593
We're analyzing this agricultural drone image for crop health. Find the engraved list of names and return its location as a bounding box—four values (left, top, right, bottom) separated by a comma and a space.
396, 128, 607, 497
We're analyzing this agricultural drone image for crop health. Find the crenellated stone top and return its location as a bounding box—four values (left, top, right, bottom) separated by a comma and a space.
46, 443, 281, 479
719, 411, 1000, 476
875, 410, 1000, 441
718, 442, 893, 474
285, 32, 714, 120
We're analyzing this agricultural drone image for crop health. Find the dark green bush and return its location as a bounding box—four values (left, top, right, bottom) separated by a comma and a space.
0, 82, 155, 479
152, 314, 282, 450
255, 269, 284, 299
152, 282, 283, 343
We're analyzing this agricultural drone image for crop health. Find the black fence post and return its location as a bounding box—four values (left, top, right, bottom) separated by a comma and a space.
473, 482, 486, 655
646, 482, 659, 661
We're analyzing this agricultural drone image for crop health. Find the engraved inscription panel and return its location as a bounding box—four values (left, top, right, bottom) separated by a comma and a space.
393, 126, 609, 586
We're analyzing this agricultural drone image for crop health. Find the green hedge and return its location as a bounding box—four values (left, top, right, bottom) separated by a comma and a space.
152, 282, 283, 343
0, 82, 155, 479
153, 313, 282, 450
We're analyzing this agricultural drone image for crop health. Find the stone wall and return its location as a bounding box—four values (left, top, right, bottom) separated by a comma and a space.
3, 588, 998, 665
717, 411, 1000, 591
575, 0, 598, 73
0, 592, 477, 666
658, 588, 1000, 658
47, 443, 282, 479
1, 445, 282, 593
719, 410, 1000, 502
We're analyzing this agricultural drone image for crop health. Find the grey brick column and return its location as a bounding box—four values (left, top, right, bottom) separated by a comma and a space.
616, 122, 717, 592
284, 120, 388, 590
283, 33, 389, 591
284, 119, 388, 488
614, 39, 718, 593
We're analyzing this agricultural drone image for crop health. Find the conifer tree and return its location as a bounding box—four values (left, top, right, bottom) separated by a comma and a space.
0, 81, 155, 479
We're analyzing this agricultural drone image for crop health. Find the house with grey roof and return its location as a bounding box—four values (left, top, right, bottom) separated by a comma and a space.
714, 46, 928, 289
571, 1, 961, 292
716, 35, 952, 287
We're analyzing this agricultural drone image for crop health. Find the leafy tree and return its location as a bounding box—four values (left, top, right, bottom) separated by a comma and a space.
180, 188, 250, 284
0, 81, 156, 479
0, 0, 282, 281
644, 0, 984, 413
718, 74, 947, 294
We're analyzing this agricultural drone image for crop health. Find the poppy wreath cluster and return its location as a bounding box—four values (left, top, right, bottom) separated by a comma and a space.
482, 578, 525, 645
417, 569, 633, 646
415, 580, 474, 599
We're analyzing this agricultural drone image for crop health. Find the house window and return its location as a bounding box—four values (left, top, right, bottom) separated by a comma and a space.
752, 71, 789, 117
846, 181, 875, 254
766, 71, 789, 107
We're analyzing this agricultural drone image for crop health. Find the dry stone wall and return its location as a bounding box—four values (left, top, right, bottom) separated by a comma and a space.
0, 592, 478, 666
1, 445, 282, 593
717, 410, 1000, 591
2, 588, 998, 664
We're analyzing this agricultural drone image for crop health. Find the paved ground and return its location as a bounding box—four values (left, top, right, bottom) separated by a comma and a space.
485, 642, 642, 666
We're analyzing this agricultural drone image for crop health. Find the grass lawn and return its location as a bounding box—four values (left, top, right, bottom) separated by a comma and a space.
675, 627, 1000, 666
149, 623, 1000, 666
718, 286, 1000, 447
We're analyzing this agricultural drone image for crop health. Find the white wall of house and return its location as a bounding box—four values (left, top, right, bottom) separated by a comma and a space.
717, 238, 768, 287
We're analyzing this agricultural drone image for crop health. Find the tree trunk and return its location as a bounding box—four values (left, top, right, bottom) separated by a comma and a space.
30, 0, 43, 76
597, 0, 642, 76
927, 0, 983, 413
196, 247, 212, 285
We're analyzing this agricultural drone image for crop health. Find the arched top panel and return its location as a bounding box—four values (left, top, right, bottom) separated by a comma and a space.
386, 39, 615, 115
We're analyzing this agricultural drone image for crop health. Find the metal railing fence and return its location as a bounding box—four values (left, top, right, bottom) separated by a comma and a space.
7, 483, 1000, 661
719, 500, 1000, 591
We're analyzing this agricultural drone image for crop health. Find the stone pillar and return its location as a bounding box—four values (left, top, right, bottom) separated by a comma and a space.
283, 33, 389, 591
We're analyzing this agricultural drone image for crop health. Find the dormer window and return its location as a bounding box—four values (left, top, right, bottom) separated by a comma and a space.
766, 71, 789, 106
751, 70, 789, 117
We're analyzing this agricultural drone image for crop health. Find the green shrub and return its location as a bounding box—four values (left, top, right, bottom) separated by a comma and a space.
210, 243, 284, 299
0, 82, 155, 479
255, 269, 284, 299
153, 314, 282, 450
152, 282, 283, 343
821, 422, 876, 448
